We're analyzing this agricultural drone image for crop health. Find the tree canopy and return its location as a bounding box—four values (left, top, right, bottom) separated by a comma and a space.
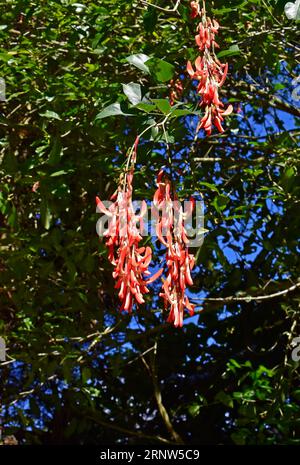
0, 0, 299, 445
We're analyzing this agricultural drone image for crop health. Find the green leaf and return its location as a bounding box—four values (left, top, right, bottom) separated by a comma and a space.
212, 6, 240, 15
188, 403, 201, 417
293, 389, 300, 401
284, 166, 295, 179
217, 44, 240, 59
151, 125, 159, 139
95, 103, 133, 120
199, 182, 220, 194
7, 205, 17, 229
40, 110, 61, 120
48, 137, 62, 165
170, 109, 194, 117
0, 51, 16, 62
274, 0, 287, 14
41, 200, 51, 230
274, 83, 286, 91
151, 98, 172, 114
143, 6, 157, 32
145, 58, 175, 82
178, 3, 190, 20
215, 391, 234, 408
229, 359, 242, 369
213, 195, 229, 213
82, 367, 91, 384
135, 102, 157, 113
281, 166, 296, 191
122, 82, 142, 105
231, 431, 247, 445
126, 53, 150, 74
50, 170, 69, 177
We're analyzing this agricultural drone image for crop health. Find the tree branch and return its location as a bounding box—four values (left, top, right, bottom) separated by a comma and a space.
192, 281, 300, 304
235, 83, 300, 119
139, 0, 181, 13
141, 343, 184, 444
84, 413, 173, 444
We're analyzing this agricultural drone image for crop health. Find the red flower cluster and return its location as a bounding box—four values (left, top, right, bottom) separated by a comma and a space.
169, 78, 184, 106
195, 17, 220, 51
96, 139, 162, 313
153, 170, 195, 327
187, 0, 233, 135
190, 1, 200, 19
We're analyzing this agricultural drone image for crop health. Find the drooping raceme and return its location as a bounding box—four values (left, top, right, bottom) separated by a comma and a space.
153, 170, 195, 327
187, 0, 233, 135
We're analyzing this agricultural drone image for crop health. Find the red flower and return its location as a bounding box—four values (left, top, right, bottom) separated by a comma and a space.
153, 170, 195, 327
190, 1, 200, 19
32, 181, 40, 193
195, 18, 220, 51
96, 139, 162, 313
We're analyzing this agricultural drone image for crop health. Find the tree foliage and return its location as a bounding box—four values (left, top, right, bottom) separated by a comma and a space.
0, 0, 299, 445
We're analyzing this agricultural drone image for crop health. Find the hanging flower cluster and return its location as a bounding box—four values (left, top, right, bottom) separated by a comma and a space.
187, 0, 233, 135
96, 138, 162, 313
96, 1, 234, 327
153, 170, 195, 327
96, 147, 195, 327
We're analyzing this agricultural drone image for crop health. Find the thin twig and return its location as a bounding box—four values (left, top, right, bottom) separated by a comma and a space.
141, 342, 184, 444
192, 282, 300, 303
85, 413, 174, 444
127, 345, 156, 366
139, 0, 181, 13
